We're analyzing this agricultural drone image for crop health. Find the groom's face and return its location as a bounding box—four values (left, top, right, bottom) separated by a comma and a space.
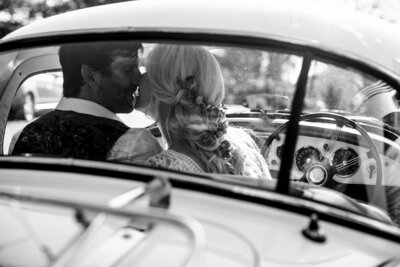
95, 50, 142, 113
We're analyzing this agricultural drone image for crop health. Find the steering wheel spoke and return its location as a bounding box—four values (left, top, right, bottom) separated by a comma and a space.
323, 122, 344, 159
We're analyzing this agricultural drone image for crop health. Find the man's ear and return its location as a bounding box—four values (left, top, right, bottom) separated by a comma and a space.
81, 65, 100, 88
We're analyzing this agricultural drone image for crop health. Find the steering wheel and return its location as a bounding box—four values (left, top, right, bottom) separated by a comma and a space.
261, 113, 383, 198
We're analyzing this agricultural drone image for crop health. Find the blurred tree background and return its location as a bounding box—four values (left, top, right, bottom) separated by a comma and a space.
0, 0, 130, 38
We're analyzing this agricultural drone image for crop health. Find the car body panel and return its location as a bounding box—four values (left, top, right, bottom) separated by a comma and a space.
2, 0, 400, 76
1, 159, 400, 266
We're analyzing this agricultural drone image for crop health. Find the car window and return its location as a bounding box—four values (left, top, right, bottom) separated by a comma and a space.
294, 59, 400, 221
5, 72, 64, 154
4, 43, 302, 167
305, 60, 392, 114
214, 48, 301, 110
2, 40, 400, 227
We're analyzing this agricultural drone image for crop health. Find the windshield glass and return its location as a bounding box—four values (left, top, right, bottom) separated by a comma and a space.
1, 40, 400, 228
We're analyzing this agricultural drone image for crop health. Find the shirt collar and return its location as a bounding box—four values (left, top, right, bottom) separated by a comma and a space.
56, 97, 121, 122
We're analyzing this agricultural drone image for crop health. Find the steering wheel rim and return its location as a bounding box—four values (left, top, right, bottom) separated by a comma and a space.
262, 112, 383, 202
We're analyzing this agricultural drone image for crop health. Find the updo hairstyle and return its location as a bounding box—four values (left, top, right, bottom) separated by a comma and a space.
145, 45, 236, 174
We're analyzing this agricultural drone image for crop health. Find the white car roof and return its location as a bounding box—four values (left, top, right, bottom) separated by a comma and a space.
2, 0, 400, 75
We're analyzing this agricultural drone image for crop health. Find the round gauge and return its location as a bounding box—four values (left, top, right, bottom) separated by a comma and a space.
295, 146, 322, 172
332, 147, 359, 177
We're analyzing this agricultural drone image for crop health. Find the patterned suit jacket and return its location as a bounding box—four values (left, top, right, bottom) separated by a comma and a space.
12, 110, 129, 160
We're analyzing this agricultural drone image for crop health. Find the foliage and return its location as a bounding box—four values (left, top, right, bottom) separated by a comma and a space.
0, 21, 22, 38
215, 48, 299, 105
305, 62, 375, 113
0, 0, 131, 38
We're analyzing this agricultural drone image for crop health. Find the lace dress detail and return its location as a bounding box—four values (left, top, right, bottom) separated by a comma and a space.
227, 126, 271, 179
107, 128, 162, 165
145, 150, 204, 173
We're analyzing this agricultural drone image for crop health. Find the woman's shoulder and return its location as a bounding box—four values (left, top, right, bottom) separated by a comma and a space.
227, 126, 260, 149
114, 128, 161, 148
227, 126, 272, 179
107, 128, 162, 164
117, 127, 152, 140
145, 150, 203, 173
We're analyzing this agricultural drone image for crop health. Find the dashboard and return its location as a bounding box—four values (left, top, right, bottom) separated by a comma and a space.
262, 119, 400, 187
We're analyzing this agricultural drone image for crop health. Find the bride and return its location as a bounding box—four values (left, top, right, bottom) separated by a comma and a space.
109, 44, 271, 179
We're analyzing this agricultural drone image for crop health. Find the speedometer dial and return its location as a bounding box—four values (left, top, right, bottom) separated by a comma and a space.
295, 147, 322, 172
332, 147, 359, 177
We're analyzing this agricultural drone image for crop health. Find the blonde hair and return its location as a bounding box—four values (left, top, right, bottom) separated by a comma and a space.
146, 45, 236, 174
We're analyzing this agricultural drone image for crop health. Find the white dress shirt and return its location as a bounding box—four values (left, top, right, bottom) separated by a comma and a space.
56, 97, 122, 122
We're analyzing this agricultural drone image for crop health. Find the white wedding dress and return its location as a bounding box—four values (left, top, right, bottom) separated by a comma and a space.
145, 150, 204, 173
144, 127, 271, 179
109, 126, 271, 179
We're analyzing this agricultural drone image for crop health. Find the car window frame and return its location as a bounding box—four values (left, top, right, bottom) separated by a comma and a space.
2, 31, 400, 196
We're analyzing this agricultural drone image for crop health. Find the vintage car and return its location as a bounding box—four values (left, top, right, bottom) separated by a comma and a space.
1, 0, 400, 266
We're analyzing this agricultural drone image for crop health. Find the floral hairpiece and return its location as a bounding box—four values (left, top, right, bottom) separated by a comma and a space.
176, 75, 232, 160
176, 76, 203, 105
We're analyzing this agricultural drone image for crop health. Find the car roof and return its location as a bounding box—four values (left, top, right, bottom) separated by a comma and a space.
2, 0, 400, 76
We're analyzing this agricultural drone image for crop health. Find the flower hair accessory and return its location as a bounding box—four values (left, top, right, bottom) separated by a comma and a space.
176, 76, 201, 105
176, 75, 232, 160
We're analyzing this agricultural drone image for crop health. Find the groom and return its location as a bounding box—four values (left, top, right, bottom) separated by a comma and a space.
12, 41, 143, 160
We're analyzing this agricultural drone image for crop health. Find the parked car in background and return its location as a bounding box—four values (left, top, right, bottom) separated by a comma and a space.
9, 72, 63, 121
1, 0, 400, 266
